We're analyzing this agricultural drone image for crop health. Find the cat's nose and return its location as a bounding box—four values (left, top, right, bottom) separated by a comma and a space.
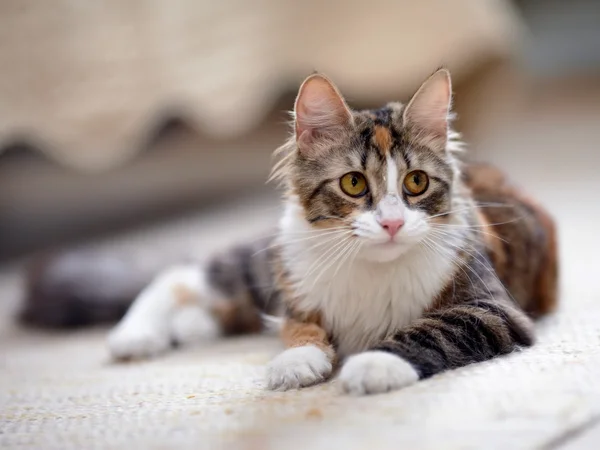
379, 218, 404, 237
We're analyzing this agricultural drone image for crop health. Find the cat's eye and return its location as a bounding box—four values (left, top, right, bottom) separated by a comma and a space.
403, 170, 429, 196
340, 172, 368, 197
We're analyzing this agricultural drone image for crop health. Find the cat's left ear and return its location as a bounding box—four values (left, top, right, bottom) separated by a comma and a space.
403, 68, 452, 151
294, 74, 353, 155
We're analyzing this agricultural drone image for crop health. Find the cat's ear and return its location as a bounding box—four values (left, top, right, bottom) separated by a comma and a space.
294, 74, 353, 154
403, 68, 452, 151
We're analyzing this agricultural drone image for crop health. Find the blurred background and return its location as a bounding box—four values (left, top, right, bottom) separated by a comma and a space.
1, 0, 599, 262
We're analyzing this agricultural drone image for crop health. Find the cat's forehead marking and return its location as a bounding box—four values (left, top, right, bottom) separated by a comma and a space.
373, 125, 392, 156
358, 106, 399, 162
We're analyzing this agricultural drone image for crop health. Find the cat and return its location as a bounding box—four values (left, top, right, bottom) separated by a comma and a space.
25, 69, 558, 395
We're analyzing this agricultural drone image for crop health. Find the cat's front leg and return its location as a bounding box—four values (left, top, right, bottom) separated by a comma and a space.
339, 300, 534, 395
266, 316, 336, 391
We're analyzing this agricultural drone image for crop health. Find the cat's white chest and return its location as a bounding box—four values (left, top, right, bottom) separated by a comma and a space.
287, 248, 451, 357
279, 209, 457, 358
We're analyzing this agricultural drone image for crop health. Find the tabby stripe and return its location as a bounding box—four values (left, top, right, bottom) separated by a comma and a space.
455, 307, 505, 351
473, 316, 504, 354
437, 311, 497, 356
407, 329, 450, 364
359, 126, 373, 146
469, 301, 533, 346
399, 146, 412, 170
368, 143, 386, 163
430, 176, 450, 191
360, 150, 368, 170
308, 178, 334, 202
365, 193, 373, 209
434, 321, 460, 347
308, 215, 340, 224
425, 150, 454, 180
378, 335, 447, 379
435, 321, 477, 357
412, 189, 448, 215
445, 322, 481, 356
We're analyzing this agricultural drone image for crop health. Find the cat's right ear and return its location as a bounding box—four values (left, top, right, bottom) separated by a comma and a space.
294, 74, 353, 154
402, 69, 452, 151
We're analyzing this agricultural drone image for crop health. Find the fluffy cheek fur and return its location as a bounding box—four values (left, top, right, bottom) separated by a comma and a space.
352, 207, 431, 263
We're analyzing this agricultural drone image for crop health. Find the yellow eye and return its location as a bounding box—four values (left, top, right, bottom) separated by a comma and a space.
340, 172, 368, 197
403, 170, 429, 196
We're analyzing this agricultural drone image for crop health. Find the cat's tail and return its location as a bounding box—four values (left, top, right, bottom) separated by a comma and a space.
21, 249, 167, 328
21, 235, 284, 330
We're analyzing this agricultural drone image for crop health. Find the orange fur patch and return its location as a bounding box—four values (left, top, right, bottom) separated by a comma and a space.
173, 284, 198, 306
535, 212, 558, 316
373, 125, 392, 156
281, 315, 336, 362
211, 300, 262, 335
509, 189, 559, 316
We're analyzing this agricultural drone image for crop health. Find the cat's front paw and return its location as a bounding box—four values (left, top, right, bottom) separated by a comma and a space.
107, 321, 171, 361
339, 351, 419, 395
266, 345, 332, 391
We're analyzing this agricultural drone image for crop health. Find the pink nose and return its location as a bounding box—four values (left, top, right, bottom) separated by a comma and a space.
380, 218, 404, 237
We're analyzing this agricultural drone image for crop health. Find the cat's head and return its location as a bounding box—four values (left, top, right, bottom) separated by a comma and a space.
274, 69, 463, 263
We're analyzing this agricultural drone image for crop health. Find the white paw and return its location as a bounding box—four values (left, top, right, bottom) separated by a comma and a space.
107, 321, 171, 361
266, 345, 332, 391
339, 351, 419, 395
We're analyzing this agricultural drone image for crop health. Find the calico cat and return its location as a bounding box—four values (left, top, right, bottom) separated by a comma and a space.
28, 69, 558, 395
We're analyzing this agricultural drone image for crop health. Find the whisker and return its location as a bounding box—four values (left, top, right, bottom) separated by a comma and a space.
309, 215, 350, 221
420, 236, 478, 296
305, 234, 357, 288
313, 238, 356, 288
427, 228, 517, 305
430, 215, 525, 229
251, 229, 352, 257
348, 239, 363, 271
332, 239, 361, 279
427, 229, 506, 302
428, 229, 493, 271
282, 225, 353, 235
246, 224, 353, 246
302, 235, 353, 284
426, 202, 516, 220
290, 231, 354, 259
429, 224, 510, 244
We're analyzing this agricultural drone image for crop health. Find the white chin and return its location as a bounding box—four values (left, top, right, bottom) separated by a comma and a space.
359, 241, 414, 263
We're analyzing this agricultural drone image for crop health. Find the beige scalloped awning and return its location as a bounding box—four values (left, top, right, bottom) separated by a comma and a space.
0, 0, 522, 172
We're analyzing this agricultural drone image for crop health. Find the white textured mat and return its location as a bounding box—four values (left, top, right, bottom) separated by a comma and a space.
1, 184, 599, 449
